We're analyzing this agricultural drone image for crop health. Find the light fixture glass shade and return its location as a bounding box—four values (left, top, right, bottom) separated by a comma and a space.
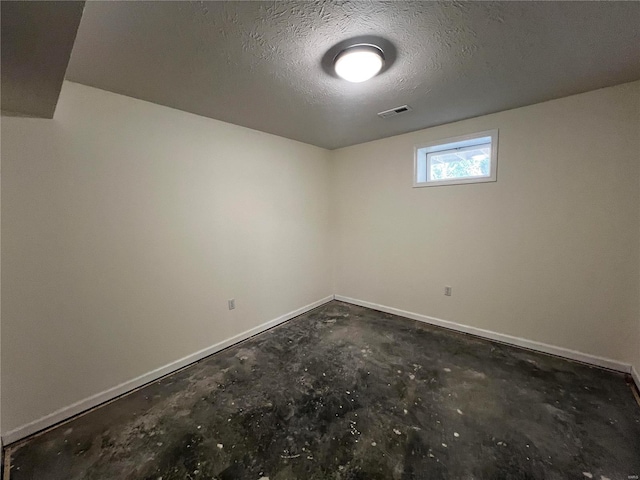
334, 45, 384, 83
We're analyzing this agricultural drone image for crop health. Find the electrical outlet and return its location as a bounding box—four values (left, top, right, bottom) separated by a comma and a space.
228, 299, 235, 310
444, 286, 452, 296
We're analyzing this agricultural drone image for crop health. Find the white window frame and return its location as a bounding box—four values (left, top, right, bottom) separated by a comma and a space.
413, 129, 499, 188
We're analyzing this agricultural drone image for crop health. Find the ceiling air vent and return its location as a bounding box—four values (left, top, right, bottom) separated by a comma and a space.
377, 105, 412, 119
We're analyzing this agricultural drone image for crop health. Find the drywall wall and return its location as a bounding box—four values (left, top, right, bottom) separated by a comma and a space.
637, 91, 640, 381
332, 81, 640, 368
0, 112, 2, 443
1, 81, 332, 435
2, 78, 639, 441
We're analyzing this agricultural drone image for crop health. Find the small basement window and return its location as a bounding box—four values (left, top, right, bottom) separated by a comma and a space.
414, 129, 498, 187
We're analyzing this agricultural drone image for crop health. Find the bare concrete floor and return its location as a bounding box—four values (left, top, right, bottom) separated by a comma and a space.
5, 301, 640, 479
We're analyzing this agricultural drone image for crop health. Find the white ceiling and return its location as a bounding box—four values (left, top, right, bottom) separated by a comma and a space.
65, 1, 640, 149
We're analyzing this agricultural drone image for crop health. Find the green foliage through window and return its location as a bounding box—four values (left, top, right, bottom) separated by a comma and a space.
429, 149, 490, 180
415, 131, 497, 187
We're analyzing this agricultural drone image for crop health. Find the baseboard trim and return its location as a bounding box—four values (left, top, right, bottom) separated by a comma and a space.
632, 366, 640, 392
2, 295, 334, 446
334, 295, 632, 374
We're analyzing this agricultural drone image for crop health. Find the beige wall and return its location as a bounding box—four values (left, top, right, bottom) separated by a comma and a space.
2, 79, 639, 439
637, 81, 640, 379
332, 81, 640, 368
1, 82, 332, 434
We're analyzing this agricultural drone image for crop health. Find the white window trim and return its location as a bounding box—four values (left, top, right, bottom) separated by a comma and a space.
413, 129, 499, 188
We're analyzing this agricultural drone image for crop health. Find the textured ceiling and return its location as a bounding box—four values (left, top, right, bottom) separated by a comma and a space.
66, 1, 640, 149
1, 1, 84, 118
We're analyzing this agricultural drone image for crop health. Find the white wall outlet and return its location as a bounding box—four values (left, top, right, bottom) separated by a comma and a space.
444, 286, 452, 296
228, 299, 235, 310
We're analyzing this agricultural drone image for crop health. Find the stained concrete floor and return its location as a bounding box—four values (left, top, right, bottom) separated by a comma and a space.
5, 301, 640, 480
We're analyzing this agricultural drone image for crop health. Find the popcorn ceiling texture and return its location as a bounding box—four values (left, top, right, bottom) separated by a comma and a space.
65, 1, 640, 149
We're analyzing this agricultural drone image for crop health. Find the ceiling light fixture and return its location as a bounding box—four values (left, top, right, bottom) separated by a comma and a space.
334, 44, 384, 83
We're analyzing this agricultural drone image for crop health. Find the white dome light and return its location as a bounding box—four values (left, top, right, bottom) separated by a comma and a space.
334, 45, 384, 83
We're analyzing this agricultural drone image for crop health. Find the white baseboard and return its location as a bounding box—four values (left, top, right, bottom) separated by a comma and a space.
3, 294, 633, 445
2, 295, 334, 446
632, 366, 640, 392
334, 295, 632, 374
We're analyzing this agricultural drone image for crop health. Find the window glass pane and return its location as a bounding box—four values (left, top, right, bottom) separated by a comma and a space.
427, 144, 491, 181
416, 155, 427, 183
415, 130, 498, 187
